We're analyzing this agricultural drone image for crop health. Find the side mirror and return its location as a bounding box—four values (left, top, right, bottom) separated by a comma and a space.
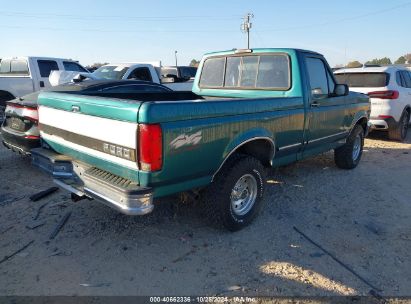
334, 84, 349, 96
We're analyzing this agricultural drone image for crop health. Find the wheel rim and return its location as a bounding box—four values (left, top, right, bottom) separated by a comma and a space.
352, 135, 362, 161
230, 174, 258, 216
401, 113, 409, 138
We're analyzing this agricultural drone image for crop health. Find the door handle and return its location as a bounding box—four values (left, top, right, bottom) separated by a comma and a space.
311, 101, 320, 107
39, 81, 45, 88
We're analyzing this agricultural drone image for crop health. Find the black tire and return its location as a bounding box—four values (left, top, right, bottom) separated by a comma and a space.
201, 155, 266, 231
334, 124, 364, 170
388, 110, 409, 142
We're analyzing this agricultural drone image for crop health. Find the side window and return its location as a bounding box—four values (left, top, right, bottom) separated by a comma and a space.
306, 57, 329, 96
179, 67, 197, 79
63, 61, 88, 73
396, 71, 405, 87
127, 68, 153, 82
38, 60, 59, 77
326, 70, 336, 93
401, 71, 411, 88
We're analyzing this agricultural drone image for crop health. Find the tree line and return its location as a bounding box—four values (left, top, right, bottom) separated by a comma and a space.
337, 53, 411, 68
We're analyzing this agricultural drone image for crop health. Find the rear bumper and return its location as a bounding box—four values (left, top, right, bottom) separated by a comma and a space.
1, 126, 40, 154
369, 117, 396, 131
31, 148, 154, 215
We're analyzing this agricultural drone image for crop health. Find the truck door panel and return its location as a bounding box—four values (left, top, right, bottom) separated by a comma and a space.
304, 56, 347, 150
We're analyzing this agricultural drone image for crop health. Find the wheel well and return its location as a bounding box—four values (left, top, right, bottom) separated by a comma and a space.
211, 138, 274, 181
356, 117, 368, 134
0, 91, 15, 105
234, 139, 274, 167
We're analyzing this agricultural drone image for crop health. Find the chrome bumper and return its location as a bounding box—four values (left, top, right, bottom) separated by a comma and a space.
31, 148, 154, 215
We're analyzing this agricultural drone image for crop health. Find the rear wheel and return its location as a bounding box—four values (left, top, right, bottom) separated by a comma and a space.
388, 110, 409, 142
334, 124, 364, 169
201, 155, 266, 231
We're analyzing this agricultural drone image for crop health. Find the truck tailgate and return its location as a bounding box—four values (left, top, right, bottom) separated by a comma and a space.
37, 92, 142, 178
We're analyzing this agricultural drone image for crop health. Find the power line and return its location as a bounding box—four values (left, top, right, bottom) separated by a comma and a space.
258, 1, 411, 32
0, 10, 242, 21
0, 24, 239, 34
0, 2, 409, 35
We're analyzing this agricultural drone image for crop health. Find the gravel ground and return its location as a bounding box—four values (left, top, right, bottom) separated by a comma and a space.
0, 131, 410, 297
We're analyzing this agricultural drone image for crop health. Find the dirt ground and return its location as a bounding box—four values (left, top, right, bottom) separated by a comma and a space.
0, 131, 410, 297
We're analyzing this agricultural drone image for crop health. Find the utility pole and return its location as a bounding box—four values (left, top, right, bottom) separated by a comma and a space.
174, 50, 178, 67
241, 13, 254, 49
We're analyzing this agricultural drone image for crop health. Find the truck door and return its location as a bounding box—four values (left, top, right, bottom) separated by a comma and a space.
304, 55, 347, 151
34, 59, 60, 90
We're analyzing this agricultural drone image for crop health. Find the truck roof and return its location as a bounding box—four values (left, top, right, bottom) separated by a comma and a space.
101, 61, 162, 68
334, 66, 404, 74
1, 56, 76, 62
203, 48, 322, 57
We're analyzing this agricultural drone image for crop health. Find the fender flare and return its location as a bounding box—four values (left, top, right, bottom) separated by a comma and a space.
211, 130, 275, 181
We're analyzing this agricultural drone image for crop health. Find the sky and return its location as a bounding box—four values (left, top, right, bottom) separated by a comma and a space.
0, 0, 410, 67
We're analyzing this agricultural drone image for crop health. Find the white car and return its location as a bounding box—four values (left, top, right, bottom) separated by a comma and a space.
91, 63, 195, 91
0, 57, 88, 120
335, 66, 411, 141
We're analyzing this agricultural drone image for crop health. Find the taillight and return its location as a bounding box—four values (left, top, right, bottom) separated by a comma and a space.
6, 102, 38, 123
138, 124, 162, 171
378, 115, 393, 119
367, 90, 399, 99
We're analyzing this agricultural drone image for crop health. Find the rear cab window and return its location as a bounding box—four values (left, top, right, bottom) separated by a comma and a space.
199, 53, 290, 90
335, 73, 389, 87
0, 59, 30, 76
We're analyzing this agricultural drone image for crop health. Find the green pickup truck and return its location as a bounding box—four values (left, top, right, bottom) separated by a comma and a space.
32, 48, 370, 231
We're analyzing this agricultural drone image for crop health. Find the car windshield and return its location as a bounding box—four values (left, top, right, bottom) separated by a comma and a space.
92, 65, 129, 80
335, 72, 389, 87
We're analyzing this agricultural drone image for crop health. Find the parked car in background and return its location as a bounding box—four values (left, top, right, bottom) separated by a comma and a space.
335, 67, 411, 141
0, 57, 88, 121
160, 66, 197, 81
32, 48, 369, 231
91, 63, 195, 91
1, 80, 173, 154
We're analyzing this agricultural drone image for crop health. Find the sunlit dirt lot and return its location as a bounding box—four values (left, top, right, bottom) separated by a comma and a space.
0, 131, 410, 297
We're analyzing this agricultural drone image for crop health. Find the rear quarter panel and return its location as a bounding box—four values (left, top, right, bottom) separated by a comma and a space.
139, 99, 305, 197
